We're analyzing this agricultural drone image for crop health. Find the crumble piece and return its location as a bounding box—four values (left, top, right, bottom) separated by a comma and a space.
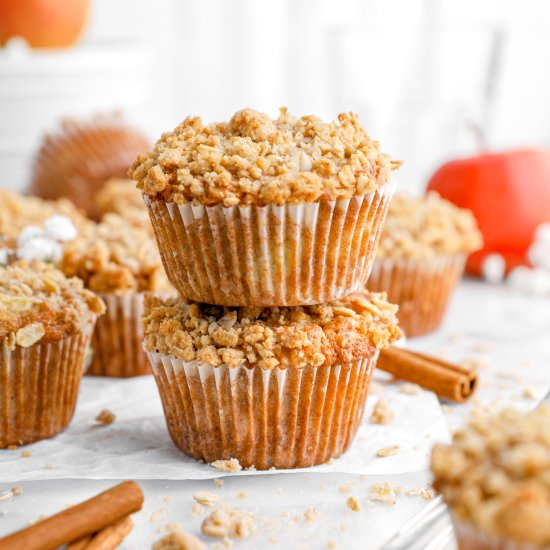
472, 341, 497, 353
369, 483, 397, 505
376, 192, 482, 260
326, 542, 337, 549
11, 487, 23, 496
153, 524, 206, 550
337, 482, 352, 493
237, 492, 248, 500
192, 492, 220, 507
405, 487, 435, 500
376, 445, 400, 457
210, 459, 242, 473
369, 399, 394, 425
214, 479, 224, 488
130, 107, 398, 208
346, 497, 361, 512
150, 509, 165, 524
523, 385, 537, 399
0, 490, 13, 501
304, 507, 318, 523
95, 409, 116, 425
191, 505, 204, 518
268, 535, 279, 544
163, 495, 173, 503
201, 506, 255, 539
21, 451, 31, 458
368, 381, 384, 394
399, 383, 421, 395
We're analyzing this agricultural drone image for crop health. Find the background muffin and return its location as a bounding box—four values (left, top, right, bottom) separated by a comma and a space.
366, 192, 482, 337
130, 107, 400, 306
143, 289, 401, 469
431, 407, 550, 549
0, 261, 104, 447
60, 213, 171, 377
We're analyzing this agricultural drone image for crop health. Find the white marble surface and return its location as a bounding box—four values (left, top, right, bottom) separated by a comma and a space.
1, 280, 549, 549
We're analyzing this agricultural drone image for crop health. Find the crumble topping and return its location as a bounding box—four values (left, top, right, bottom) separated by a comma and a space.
192, 492, 220, 507
95, 409, 116, 425
210, 459, 242, 473
201, 506, 255, 539
60, 213, 170, 294
143, 290, 401, 370
431, 406, 550, 547
153, 524, 206, 550
346, 497, 361, 512
130, 107, 399, 207
0, 261, 105, 348
377, 192, 482, 260
369, 399, 394, 424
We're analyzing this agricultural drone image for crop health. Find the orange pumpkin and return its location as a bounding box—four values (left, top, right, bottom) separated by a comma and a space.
0, 0, 90, 48
427, 149, 550, 276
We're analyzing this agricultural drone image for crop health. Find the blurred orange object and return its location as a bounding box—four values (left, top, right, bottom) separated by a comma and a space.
0, 0, 90, 48
427, 149, 550, 276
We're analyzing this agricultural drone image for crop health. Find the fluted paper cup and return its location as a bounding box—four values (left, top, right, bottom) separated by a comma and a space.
452, 516, 544, 550
366, 254, 466, 337
0, 322, 94, 448
87, 293, 150, 377
144, 182, 396, 306
147, 352, 378, 469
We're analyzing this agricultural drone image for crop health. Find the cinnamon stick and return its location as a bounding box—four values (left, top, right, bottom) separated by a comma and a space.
66, 516, 134, 550
0, 481, 143, 550
377, 347, 478, 403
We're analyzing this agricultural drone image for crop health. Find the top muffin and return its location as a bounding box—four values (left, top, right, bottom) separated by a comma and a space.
0, 260, 105, 349
376, 192, 482, 260
431, 406, 550, 547
129, 107, 399, 207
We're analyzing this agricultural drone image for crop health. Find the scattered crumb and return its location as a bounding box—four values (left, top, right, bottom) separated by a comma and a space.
268, 535, 279, 544
237, 491, 248, 500
0, 490, 13, 501
369, 483, 397, 505
163, 495, 173, 504
65, 502, 75, 509
338, 482, 352, 493
11, 487, 23, 496
21, 450, 30, 458
473, 341, 496, 353
95, 409, 116, 425
325, 458, 335, 465
376, 445, 400, 457
214, 479, 224, 488
523, 385, 537, 399
150, 509, 165, 524
153, 523, 206, 550
211, 459, 242, 473
201, 506, 255, 540
325, 542, 337, 549
7, 445, 18, 450
28, 514, 47, 525
191, 504, 204, 518
369, 399, 394, 424
447, 333, 464, 344
399, 383, 421, 395
346, 496, 361, 512
304, 507, 318, 523
462, 357, 490, 370
369, 381, 384, 394
405, 487, 435, 500
192, 492, 220, 507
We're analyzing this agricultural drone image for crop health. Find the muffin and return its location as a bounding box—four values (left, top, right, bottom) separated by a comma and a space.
366, 192, 482, 337
30, 113, 151, 218
0, 261, 104, 447
60, 214, 172, 377
431, 407, 550, 550
143, 289, 401, 469
130, 107, 400, 306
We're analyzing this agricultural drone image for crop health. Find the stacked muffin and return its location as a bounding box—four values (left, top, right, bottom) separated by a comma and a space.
131, 107, 402, 469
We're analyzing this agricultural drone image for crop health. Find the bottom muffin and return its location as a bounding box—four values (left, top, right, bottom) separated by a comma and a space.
143, 290, 401, 469
0, 261, 104, 447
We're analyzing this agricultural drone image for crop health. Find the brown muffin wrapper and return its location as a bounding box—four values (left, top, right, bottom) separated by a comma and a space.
147, 351, 378, 469
144, 182, 396, 306
87, 293, 150, 378
452, 516, 543, 550
0, 322, 95, 448
366, 254, 466, 337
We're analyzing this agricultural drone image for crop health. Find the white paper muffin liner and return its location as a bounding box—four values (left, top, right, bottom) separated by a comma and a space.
144, 182, 396, 306
147, 351, 379, 469
366, 254, 466, 337
88, 293, 150, 377
452, 516, 545, 550
0, 322, 94, 448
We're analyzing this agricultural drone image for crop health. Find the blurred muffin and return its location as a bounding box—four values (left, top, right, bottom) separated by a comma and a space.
30, 114, 150, 218
60, 213, 171, 377
0, 261, 104, 447
366, 192, 482, 337
143, 289, 401, 469
432, 407, 550, 549
130, 107, 400, 306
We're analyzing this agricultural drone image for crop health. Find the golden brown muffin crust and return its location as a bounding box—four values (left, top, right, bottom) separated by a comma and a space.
60, 213, 170, 294
377, 192, 482, 260
142, 289, 401, 369
129, 107, 399, 207
0, 260, 105, 348
431, 406, 550, 547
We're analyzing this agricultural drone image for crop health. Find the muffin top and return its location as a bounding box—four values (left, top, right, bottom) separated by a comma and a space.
142, 290, 401, 370
0, 260, 105, 349
129, 107, 400, 207
377, 192, 482, 260
0, 190, 92, 239
431, 407, 550, 547
60, 213, 170, 295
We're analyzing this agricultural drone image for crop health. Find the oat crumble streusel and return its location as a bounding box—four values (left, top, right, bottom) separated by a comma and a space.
129, 107, 400, 207
60, 213, 170, 294
0, 261, 105, 349
431, 406, 550, 547
376, 192, 482, 260
142, 289, 401, 370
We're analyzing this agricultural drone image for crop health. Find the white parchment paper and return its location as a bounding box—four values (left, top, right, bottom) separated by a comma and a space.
1, 372, 449, 481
